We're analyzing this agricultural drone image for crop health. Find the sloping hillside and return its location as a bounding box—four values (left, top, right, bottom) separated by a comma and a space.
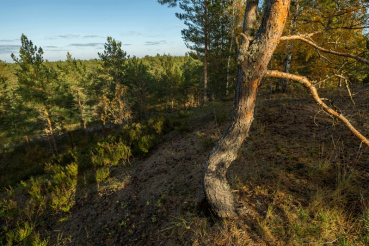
2, 87, 369, 245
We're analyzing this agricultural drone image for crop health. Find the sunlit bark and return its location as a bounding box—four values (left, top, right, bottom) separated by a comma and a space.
204, 0, 290, 217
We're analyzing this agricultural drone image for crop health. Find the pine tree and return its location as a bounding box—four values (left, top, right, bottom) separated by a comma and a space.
125, 57, 152, 121
11, 34, 60, 154
97, 37, 131, 128
59, 52, 93, 143
181, 55, 202, 107
157, 55, 183, 111
168, 0, 210, 104
159, 0, 244, 101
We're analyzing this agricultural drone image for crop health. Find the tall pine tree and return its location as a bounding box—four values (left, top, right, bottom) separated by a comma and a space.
11, 34, 60, 154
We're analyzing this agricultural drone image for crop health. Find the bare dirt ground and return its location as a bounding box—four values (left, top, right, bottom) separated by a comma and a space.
41, 86, 369, 245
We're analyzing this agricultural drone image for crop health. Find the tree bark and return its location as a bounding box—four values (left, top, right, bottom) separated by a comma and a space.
226, 0, 237, 96
203, 0, 209, 105
23, 126, 31, 152
280, 0, 299, 92
203, 0, 290, 218
44, 108, 58, 155
171, 82, 174, 111
242, 0, 258, 36
226, 40, 233, 95
42, 117, 54, 155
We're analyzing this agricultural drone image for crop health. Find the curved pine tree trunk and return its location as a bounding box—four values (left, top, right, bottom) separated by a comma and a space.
203, 0, 290, 218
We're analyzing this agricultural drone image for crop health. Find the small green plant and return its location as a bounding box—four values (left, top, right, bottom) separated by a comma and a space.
148, 116, 166, 134
120, 117, 173, 155
5, 221, 34, 245
155, 191, 168, 207
58, 217, 69, 223
31, 233, 49, 246
21, 177, 47, 209
56, 232, 72, 245
45, 162, 78, 212
96, 167, 110, 184
91, 140, 131, 167
151, 215, 157, 223
0, 198, 18, 219
4, 186, 15, 198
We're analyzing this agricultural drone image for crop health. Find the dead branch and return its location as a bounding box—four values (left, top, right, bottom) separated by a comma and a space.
312, 75, 336, 86
266, 70, 369, 148
279, 35, 369, 65
335, 74, 355, 105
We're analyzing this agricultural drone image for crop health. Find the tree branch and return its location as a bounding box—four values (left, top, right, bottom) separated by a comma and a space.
265, 70, 369, 148
279, 35, 369, 65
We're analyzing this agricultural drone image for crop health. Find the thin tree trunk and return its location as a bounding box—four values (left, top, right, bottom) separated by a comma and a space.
203, 0, 208, 105
76, 91, 89, 143
226, 41, 233, 96
118, 91, 124, 129
99, 111, 106, 139
280, 0, 299, 92
45, 128, 54, 154
23, 126, 31, 152
171, 83, 174, 111
203, 0, 290, 217
42, 117, 54, 155
68, 131, 74, 149
44, 108, 58, 155
226, 0, 236, 96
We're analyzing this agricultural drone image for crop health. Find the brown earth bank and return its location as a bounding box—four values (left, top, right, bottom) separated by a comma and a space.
3, 86, 369, 245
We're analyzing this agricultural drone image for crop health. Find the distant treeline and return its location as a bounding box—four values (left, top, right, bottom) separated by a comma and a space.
0, 35, 238, 151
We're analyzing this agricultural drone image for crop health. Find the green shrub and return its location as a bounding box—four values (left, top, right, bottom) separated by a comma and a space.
121, 123, 155, 155
21, 177, 47, 209
119, 116, 184, 155
91, 140, 131, 167
148, 116, 166, 135
0, 198, 18, 219
45, 162, 78, 212
96, 167, 110, 184
31, 233, 48, 246
5, 221, 34, 245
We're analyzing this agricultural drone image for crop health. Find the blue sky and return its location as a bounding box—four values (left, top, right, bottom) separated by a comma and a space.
0, 0, 189, 62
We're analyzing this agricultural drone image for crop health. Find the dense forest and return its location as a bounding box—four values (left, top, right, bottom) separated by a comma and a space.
2, 0, 369, 245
